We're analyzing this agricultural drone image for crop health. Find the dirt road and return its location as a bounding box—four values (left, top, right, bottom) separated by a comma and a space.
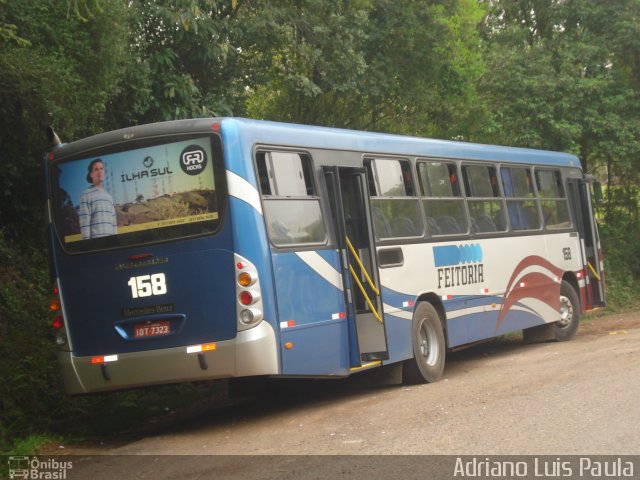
45, 312, 640, 477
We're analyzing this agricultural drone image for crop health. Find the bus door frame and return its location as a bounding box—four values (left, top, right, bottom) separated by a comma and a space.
567, 177, 605, 307
323, 166, 389, 366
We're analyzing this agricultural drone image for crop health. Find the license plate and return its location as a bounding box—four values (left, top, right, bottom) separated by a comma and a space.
134, 321, 170, 338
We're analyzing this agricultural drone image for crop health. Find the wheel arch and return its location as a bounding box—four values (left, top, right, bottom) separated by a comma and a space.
415, 292, 449, 348
562, 271, 583, 313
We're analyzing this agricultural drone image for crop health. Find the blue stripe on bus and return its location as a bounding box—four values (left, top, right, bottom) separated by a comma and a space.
446, 304, 546, 347
271, 251, 346, 327
380, 285, 416, 311
445, 295, 503, 311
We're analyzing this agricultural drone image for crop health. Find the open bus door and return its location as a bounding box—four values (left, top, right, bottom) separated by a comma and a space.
324, 166, 389, 367
567, 178, 605, 308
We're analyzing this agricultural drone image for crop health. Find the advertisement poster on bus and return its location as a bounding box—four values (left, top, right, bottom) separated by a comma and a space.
53, 137, 217, 243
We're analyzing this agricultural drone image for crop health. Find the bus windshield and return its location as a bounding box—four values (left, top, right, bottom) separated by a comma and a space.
49, 134, 223, 253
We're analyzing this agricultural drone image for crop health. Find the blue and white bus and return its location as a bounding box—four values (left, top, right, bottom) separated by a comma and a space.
45, 118, 605, 393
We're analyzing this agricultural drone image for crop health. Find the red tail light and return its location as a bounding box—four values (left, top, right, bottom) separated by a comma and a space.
53, 316, 64, 329
239, 291, 253, 305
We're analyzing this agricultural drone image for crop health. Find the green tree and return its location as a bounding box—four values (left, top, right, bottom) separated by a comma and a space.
360, 0, 486, 138
118, 0, 276, 123
0, 0, 131, 239
246, 0, 370, 126
246, 0, 487, 139
479, 0, 640, 177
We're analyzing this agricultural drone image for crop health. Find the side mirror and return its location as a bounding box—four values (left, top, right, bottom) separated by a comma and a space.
46, 126, 61, 148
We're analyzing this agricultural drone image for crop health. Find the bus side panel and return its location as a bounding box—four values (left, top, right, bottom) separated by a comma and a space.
544, 231, 588, 309
222, 121, 282, 365
378, 285, 415, 363
279, 323, 349, 376
272, 250, 350, 376
447, 301, 552, 346
445, 236, 562, 346
379, 236, 580, 349
220, 119, 261, 185
226, 195, 280, 336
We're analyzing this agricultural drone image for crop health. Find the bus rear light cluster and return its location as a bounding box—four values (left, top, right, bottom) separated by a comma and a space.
49, 283, 68, 347
52, 316, 64, 329
49, 297, 61, 312
239, 290, 261, 306
238, 271, 255, 287
235, 253, 264, 331
240, 308, 263, 325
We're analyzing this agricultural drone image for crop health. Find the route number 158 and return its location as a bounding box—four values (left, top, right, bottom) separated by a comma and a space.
128, 273, 168, 298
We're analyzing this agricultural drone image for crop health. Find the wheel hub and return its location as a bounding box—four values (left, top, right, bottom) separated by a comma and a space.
419, 321, 439, 366
558, 294, 573, 328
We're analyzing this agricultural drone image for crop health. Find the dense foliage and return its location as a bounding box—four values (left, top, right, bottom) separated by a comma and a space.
1, 0, 640, 451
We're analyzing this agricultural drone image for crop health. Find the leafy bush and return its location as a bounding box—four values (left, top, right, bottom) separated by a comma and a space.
599, 218, 640, 312
0, 232, 60, 449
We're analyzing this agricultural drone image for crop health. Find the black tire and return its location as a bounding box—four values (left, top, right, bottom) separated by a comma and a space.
402, 302, 446, 384
554, 280, 580, 341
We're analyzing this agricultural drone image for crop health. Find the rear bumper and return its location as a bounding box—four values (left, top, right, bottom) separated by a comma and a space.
58, 321, 279, 394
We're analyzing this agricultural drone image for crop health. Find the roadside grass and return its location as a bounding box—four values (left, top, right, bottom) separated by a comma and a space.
5, 434, 58, 456
52, 381, 228, 446
1, 381, 228, 456
0, 434, 59, 479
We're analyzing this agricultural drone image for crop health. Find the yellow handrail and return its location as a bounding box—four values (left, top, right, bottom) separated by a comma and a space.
348, 265, 383, 323
345, 235, 382, 323
345, 236, 379, 295
587, 261, 601, 281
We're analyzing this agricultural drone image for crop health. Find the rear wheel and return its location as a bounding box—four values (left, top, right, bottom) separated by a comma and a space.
402, 302, 446, 384
554, 280, 580, 341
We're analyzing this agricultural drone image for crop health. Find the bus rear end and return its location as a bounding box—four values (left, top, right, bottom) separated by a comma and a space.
46, 120, 278, 394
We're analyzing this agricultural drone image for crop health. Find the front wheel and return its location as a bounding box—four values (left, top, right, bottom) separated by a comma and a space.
402, 302, 446, 384
554, 280, 580, 341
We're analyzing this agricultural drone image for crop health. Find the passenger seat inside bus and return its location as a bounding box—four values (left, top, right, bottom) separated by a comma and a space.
270, 220, 293, 243
390, 217, 418, 237
372, 206, 392, 239
436, 215, 461, 234
426, 216, 441, 235
471, 215, 497, 233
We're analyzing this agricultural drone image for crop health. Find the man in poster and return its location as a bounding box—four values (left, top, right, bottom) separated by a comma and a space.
79, 159, 117, 239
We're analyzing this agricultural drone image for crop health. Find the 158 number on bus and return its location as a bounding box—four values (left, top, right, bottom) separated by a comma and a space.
127, 273, 168, 298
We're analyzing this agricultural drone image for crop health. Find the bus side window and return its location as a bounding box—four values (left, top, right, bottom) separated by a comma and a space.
501, 166, 541, 231
534, 169, 572, 230
256, 151, 327, 246
462, 164, 507, 234
365, 158, 423, 240
417, 160, 467, 236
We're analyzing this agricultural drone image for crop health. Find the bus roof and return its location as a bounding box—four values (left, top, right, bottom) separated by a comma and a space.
226, 118, 581, 169
51, 117, 581, 169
